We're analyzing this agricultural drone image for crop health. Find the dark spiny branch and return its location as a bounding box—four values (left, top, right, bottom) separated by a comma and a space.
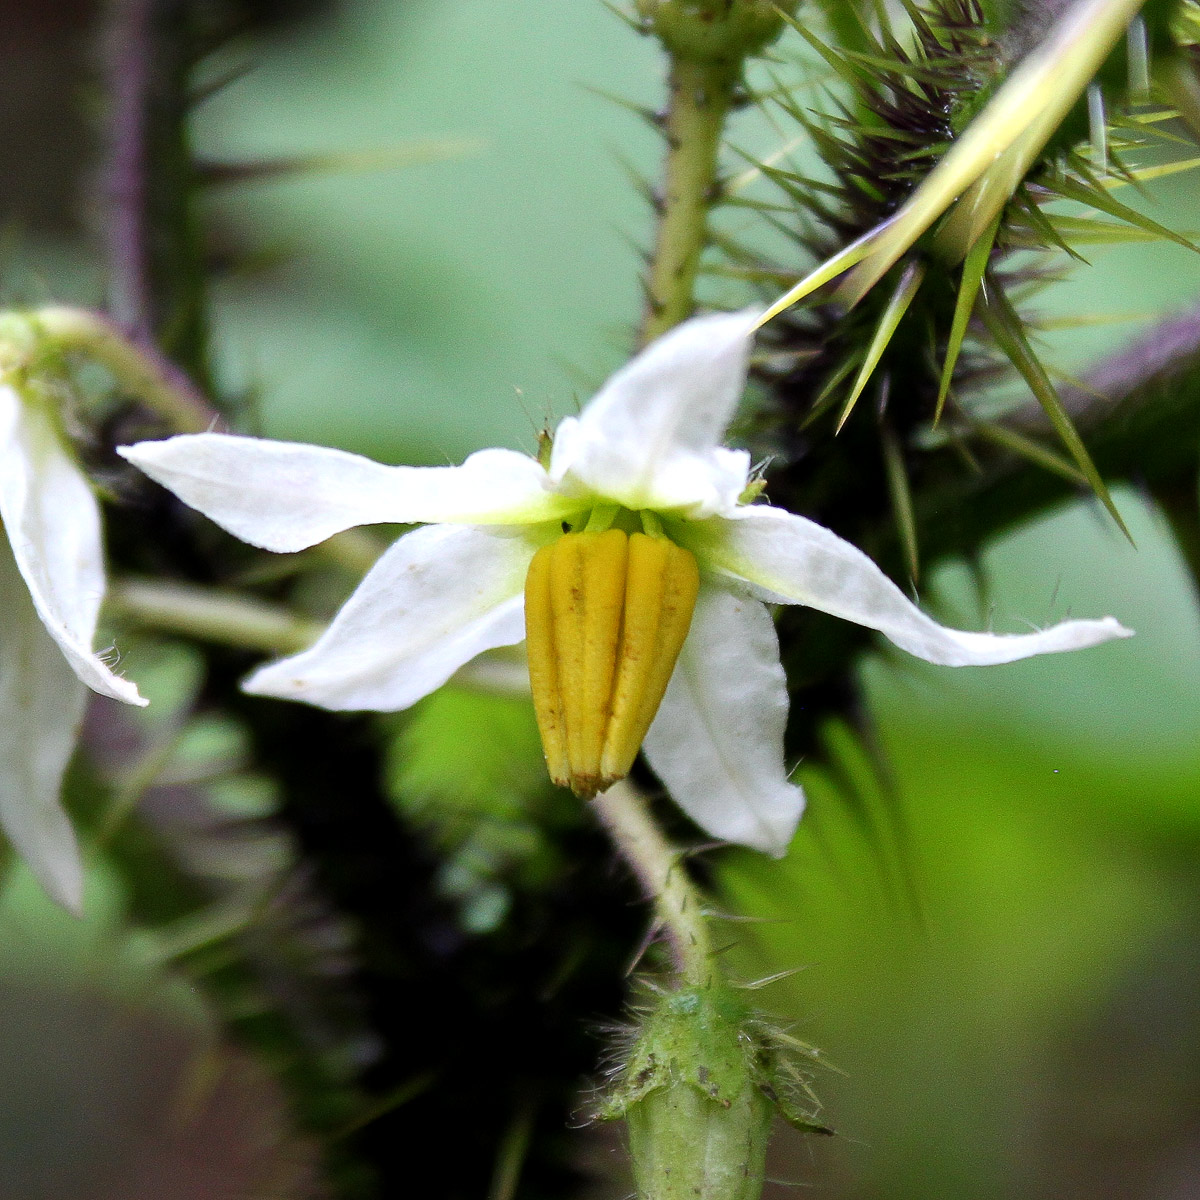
102, 0, 214, 392
774, 307, 1200, 759
916, 306, 1200, 566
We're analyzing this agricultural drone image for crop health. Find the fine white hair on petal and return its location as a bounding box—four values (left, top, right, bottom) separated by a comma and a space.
120, 435, 576, 553
0, 538, 88, 913
642, 586, 804, 856
549, 309, 761, 516
244, 524, 538, 711
694, 504, 1133, 666
0, 386, 145, 705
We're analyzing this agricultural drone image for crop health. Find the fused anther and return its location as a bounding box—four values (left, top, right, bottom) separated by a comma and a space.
524, 525, 700, 798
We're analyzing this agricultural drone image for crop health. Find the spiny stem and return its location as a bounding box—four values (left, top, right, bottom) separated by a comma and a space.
103, 0, 212, 389
107, 577, 323, 654
640, 56, 738, 345
104, 0, 156, 346
591, 780, 713, 987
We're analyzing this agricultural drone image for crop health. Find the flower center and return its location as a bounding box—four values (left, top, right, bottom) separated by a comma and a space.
524, 517, 700, 798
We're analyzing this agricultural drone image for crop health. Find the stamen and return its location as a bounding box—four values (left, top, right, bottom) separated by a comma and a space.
524, 528, 700, 798
600, 532, 698, 784
552, 530, 628, 793
525, 544, 568, 783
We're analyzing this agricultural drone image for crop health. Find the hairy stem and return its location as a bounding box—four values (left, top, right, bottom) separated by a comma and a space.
641, 56, 738, 344
591, 781, 713, 986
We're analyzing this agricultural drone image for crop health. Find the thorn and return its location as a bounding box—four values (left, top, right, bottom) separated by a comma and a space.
734, 967, 810, 990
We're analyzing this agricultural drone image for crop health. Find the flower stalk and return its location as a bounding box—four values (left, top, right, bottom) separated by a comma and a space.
591, 780, 712, 987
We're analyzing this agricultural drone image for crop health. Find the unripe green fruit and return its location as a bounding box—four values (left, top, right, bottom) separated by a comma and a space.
626, 1056, 772, 1200
599, 984, 832, 1200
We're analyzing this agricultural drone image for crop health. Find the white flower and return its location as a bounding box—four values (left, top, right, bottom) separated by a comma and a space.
0, 382, 146, 911
120, 312, 1130, 856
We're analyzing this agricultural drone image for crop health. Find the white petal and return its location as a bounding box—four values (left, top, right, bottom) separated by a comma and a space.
0, 538, 87, 912
0, 387, 144, 705
641, 586, 804, 855
548, 311, 760, 517
244, 523, 538, 710
120, 434, 574, 552
693, 505, 1134, 665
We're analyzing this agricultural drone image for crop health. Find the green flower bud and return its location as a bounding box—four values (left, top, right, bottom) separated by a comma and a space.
635, 0, 800, 64
599, 985, 831, 1200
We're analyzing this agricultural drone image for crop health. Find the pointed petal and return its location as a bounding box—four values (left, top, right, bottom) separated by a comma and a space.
0, 539, 87, 912
244, 523, 538, 710
0, 387, 144, 705
692, 505, 1133, 666
120, 434, 573, 552
549, 311, 760, 517
642, 587, 804, 855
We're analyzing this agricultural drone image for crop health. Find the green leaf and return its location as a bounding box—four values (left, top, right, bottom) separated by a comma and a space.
804, 352, 862, 428
386, 686, 550, 831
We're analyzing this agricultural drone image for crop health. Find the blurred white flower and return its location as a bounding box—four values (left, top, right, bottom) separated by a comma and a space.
0, 382, 145, 911
121, 312, 1129, 856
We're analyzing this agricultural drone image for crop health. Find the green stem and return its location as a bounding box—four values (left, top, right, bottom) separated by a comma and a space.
107, 576, 323, 654
591, 781, 713, 986
640, 56, 738, 344
33, 305, 214, 433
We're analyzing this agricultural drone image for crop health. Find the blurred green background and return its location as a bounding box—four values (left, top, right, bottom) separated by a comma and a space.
2, 0, 1199, 1196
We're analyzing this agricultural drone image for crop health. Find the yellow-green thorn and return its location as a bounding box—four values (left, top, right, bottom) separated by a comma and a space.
837, 258, 925, 433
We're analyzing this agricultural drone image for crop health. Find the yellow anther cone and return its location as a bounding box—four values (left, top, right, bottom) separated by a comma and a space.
524, 527, 700, 798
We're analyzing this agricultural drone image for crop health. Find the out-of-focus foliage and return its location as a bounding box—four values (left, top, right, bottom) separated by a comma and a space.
386, 686, 579, 933
0, 866, 320, 1200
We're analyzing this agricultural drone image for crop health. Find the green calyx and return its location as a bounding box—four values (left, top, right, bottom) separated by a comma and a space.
599, 985, 831, 1200
635, 0, 799, 64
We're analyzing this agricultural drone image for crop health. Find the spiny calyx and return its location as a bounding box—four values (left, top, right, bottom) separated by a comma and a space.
524, 523, 700, 798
